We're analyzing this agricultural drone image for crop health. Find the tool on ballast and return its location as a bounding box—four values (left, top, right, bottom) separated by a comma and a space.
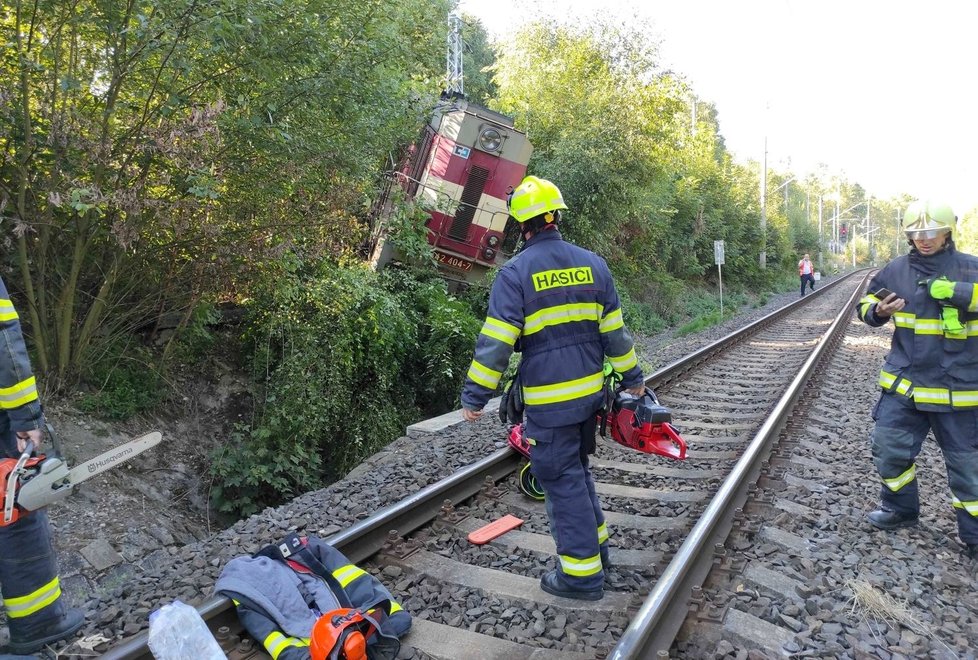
0, 425, 163, 526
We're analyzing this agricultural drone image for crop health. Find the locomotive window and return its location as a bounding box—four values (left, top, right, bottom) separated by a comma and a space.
479, 127, 503, 152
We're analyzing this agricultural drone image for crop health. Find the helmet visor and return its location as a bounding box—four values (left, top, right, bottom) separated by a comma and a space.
906, 228, 950, 240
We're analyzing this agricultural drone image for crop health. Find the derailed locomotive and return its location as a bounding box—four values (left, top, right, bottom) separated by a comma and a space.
368, 95, 533, 284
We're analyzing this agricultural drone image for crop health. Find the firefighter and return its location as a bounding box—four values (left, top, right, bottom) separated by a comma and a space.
856, 200, 978, 558
0, 276, 83, 654
460, 176, 645, 600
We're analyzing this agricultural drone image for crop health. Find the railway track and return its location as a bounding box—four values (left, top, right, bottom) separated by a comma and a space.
99, 272, 877, 659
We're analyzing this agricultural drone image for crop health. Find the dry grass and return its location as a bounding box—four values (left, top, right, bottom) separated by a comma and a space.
847, 579, 956, 658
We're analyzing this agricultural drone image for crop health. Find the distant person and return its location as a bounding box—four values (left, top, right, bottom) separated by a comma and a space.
798, 253, 816, 297
856, 200, 978, 559
0, 276, 83, 655
460, 176, 645, 601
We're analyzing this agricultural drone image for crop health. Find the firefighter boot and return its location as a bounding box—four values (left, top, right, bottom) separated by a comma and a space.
867, 508, 918, 530
540, 569, 603, 601
7, 608, 84, 655
600, 544, 612, 570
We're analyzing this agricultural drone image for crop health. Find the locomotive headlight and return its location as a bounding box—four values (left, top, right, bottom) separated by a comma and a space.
479, 127, 503, 152
483, 247, 497, 260
487, 235, 500, 247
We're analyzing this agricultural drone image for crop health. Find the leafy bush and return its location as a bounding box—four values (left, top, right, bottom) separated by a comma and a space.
210, 262, 481, 517
78, 343, 163, 420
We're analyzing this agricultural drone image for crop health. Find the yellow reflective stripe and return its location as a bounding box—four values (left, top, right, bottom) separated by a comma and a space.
882, 465, 916, 492
953, 391, 978, 407
522, 370, 604, 405
559, 553, 602, 577
480, 317, 521, 346
232, 598, 241, 606
599, 308, 624, 333
967, 320, 978, 336
970, 284, 978, 312
332, 564, 366, 588
262, 631, 309, 660
467, 360, 502, 390
523, 302, 602, 336
0, 376, 37, 410
879, 371, 896, 388
858, 295, 880, 321
952, 496, 978, 515
390, 601, 403, 614
0, 299, 17, 322
914, 387, 950, 405
597, 522, 609, 544
4, 577, 60, 618
608, 347, 638, 372
913, 318, 943, 335
891, 312, 915, 329
895, 378, 912, 396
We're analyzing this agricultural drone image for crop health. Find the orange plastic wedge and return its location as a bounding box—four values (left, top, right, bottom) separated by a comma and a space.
467, 514, 524, 545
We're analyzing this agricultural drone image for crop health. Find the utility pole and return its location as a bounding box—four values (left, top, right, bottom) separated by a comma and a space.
834, 196, 840, 254
818, 195, 823, 271
895, 208, 902, 257
760, 136, 767, 269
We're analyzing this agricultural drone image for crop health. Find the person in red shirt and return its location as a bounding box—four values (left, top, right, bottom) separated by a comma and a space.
798, 253, 816, 297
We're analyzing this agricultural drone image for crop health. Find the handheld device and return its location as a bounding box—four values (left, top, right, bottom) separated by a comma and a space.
874, 287, 894, 300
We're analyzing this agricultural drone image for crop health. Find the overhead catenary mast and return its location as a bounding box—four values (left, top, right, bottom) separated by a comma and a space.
446, 12, 464, 97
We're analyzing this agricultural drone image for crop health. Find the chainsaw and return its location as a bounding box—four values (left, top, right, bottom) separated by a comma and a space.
506, 387, 687, 499
0, 425, 163, 526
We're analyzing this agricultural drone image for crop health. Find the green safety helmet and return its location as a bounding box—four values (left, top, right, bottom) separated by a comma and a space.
506, 176, 568, 223
903, 200, 956, 239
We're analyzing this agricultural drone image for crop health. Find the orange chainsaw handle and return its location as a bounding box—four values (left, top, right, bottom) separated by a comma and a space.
0, 452, 45, 527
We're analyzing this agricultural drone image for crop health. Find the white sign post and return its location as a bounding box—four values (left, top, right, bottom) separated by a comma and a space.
714, 240, 725, 319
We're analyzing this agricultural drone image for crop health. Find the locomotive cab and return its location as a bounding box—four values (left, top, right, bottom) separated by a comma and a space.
370, 96, 532, 285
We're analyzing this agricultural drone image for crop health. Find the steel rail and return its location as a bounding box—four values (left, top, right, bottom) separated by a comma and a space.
608, 272, 870, 659
103, 271, 865, 659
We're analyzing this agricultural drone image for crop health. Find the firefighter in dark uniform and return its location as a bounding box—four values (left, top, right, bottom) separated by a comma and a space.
856, 200, 978, 558
460, 176, 644, 600
0, 276, 83, 655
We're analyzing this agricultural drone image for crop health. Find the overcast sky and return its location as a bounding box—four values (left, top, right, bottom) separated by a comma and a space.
458, 0, 978, 214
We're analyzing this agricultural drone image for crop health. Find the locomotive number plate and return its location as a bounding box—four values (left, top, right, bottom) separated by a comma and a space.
435, 252, 474, 271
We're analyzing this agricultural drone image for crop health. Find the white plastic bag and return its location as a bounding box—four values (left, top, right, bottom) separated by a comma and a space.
147, 600, 225, 660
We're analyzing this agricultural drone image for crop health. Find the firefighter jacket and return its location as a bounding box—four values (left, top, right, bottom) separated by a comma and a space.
461, 228, 644, 427
0, 276, 42, 433
215, 534, 410, 660
856, 243, 978, 411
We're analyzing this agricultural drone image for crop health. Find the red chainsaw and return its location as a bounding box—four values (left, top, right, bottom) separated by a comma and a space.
0, 426, 163, 526
507, 386, 687, 499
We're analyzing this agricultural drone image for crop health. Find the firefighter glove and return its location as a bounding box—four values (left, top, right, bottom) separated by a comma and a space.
941, 305, 966, 335
929, 276, 956, 301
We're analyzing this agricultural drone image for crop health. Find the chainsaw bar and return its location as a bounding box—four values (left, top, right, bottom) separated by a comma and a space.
66, 431, 163, 486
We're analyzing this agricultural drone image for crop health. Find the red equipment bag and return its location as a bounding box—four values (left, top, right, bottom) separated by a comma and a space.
606, 388, 687, 460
